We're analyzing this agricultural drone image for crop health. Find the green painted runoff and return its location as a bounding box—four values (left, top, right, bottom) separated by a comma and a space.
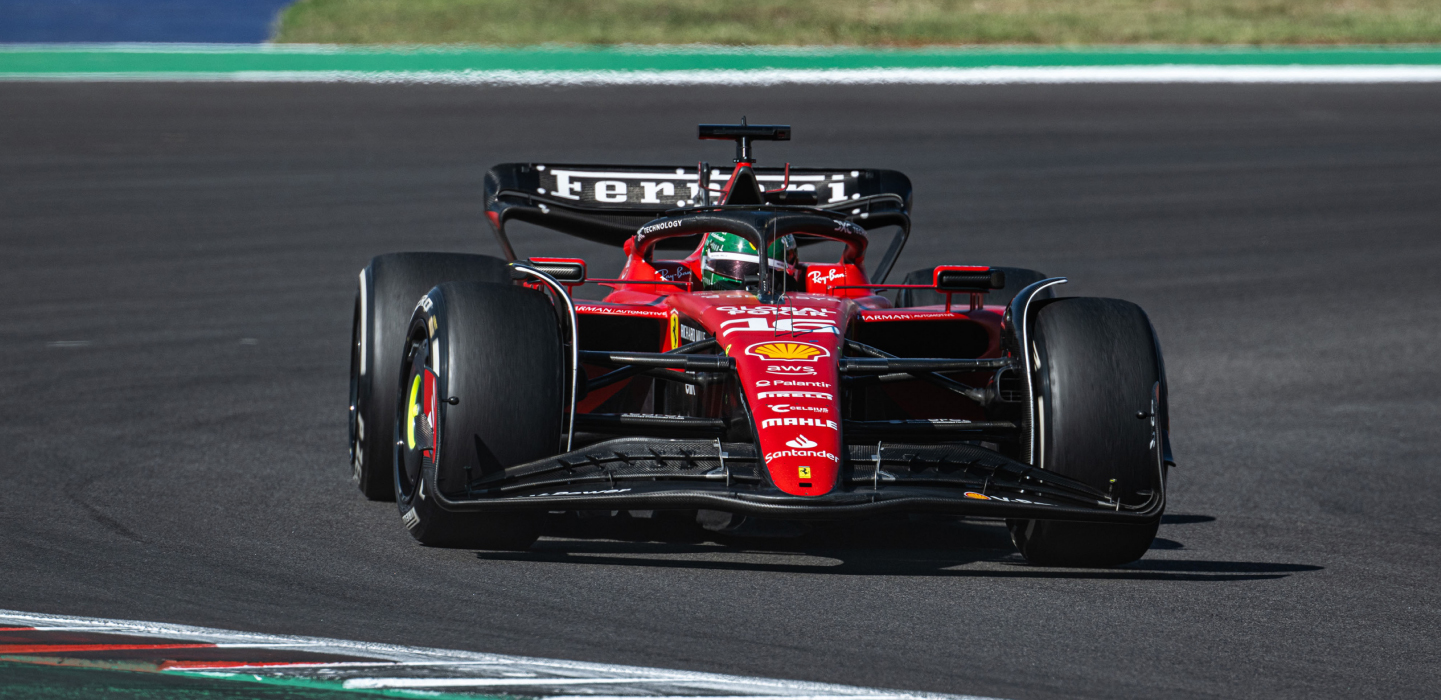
2, 44, 1441, 76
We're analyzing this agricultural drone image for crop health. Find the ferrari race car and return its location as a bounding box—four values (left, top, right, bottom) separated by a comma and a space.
349, 122, 1173, 567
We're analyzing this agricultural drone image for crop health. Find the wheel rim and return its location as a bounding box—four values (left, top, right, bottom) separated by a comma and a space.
348, 296, 362, 477
396, 323, 438, 503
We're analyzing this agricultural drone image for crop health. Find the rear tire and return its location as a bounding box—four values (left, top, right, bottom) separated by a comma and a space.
1008, 297, 1165, 567
350, 253, 510, 500
896, 266, 1050, 308
394, 281, 562, 549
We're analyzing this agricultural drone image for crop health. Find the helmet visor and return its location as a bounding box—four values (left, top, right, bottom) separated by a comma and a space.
704, 251, 793, 284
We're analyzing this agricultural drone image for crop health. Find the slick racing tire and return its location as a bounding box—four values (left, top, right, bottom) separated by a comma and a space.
896, 266, 1050, 309
350, 253, 510, 501
1008, 297, 1165, 567
394, 281, 562, 549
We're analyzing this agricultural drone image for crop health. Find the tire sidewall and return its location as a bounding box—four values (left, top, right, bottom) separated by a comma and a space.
350, 253, 511, 501
393, 282, 560, 549
1012, 297, 1166, 566
1031, 297, 1163, 500
348, 291, 364, 484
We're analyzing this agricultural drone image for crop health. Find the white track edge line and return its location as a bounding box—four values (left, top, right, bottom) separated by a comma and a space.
2, 66, 1441, 84
0, 609, 1003, 700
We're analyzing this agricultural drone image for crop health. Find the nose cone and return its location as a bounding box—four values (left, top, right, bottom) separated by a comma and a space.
728, 327, 845, 496
667, 292, 852, 497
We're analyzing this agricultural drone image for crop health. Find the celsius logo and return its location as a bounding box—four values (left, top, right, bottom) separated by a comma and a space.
769, 404, 829, 414
786, 435, 818, 449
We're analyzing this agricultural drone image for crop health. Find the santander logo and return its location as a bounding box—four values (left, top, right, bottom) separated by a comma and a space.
765, 438, 839, 463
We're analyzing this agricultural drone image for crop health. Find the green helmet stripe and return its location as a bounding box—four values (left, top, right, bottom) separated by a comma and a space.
701, 232, 796, 289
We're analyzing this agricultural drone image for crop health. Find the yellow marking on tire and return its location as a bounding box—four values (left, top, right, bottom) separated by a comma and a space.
406, 373, 422, 449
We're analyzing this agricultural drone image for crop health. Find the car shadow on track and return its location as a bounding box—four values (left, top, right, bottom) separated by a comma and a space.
474, 512, 1320, 582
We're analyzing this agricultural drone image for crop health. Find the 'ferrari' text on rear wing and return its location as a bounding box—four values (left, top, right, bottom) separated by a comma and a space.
483, 163, 912, 254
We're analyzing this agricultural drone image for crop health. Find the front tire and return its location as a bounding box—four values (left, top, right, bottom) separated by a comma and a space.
394, 281, 562, 549
1008, 297, 1165, 567
350, 252, 510, 500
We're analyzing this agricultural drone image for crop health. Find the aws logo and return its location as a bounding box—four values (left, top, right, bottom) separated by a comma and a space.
766, 364, 817, 376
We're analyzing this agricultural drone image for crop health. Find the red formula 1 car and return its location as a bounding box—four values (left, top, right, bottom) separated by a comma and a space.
349, 122, 1173, 567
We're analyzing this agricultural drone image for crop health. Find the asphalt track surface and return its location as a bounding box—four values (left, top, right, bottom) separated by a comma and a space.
2, 82, 1439, 700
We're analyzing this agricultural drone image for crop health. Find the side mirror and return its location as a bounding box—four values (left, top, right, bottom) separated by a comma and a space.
524, 258, 587, 284
935, 266, 1005, 291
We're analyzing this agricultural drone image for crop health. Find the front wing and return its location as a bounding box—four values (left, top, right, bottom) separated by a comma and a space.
431, 438, 1163, 524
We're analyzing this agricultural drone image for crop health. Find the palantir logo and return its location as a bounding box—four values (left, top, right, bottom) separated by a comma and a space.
786, 435, 818, 449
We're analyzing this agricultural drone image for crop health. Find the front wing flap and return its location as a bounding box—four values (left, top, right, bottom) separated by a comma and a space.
433, 438, 1162, 524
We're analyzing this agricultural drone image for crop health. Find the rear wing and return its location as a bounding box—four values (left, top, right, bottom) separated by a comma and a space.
483, 163, 913, 276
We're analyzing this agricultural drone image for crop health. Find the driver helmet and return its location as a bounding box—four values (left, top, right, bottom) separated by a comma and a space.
700, 232, 798, 290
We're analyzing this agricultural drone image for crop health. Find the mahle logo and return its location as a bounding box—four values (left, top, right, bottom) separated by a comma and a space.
762, 417, 837, 430
746, 342, 829, 362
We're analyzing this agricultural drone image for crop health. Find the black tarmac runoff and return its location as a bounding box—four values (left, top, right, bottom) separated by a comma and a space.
1, 82, 1438, 700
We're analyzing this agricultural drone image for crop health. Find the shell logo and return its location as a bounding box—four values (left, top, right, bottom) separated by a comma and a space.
746, 342, 830, 362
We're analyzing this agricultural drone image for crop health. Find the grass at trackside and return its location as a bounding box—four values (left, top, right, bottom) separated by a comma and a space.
273, 0, 1441, 46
